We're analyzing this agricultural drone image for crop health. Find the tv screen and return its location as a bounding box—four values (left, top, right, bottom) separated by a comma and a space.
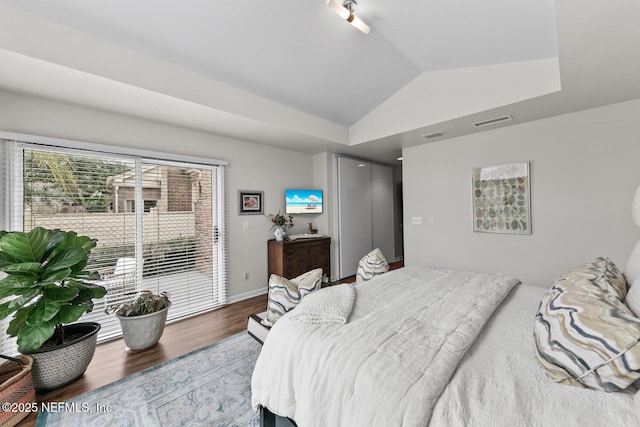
285, 189, 323, 214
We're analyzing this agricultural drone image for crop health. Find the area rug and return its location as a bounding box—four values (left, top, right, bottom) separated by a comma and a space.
36, 332, 262, 427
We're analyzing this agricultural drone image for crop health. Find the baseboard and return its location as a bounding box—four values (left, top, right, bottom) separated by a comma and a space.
227, 287, 267, 304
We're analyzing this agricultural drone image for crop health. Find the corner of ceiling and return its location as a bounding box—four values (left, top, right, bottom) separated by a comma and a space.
348, 57, 562, 145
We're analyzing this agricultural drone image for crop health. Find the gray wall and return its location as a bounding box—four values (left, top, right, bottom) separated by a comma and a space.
403, 98, 640, 287
0, 90, 321, 301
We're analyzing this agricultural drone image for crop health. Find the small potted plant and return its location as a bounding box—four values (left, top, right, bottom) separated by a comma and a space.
266, 211, 294, 241
0, 227, 106, 390
106, 290, 171, 352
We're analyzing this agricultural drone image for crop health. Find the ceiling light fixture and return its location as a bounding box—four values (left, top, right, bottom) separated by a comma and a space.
326, 0, 370, 34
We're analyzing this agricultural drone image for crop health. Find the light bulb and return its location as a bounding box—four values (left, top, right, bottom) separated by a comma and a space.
326, 0, 350, 20
326, 0, 370, 34
349, 14, 370, 34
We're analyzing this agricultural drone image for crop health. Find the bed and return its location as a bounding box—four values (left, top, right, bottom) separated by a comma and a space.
251, 261, 640, 426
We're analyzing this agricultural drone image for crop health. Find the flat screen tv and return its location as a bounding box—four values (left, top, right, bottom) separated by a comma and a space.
285, 189, 323, 214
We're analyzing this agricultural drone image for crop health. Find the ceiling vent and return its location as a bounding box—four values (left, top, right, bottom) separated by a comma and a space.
421, 131, 446, 139
472, 114, 513, 128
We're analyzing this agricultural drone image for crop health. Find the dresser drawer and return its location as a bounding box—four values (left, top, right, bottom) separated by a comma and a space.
268, 237, 331, 281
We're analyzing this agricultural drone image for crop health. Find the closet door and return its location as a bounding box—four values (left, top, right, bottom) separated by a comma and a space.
372, 164, 395, 261
337, 157, 373, 277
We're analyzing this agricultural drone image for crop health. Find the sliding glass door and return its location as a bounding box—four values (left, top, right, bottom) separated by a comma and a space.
1, 137, 227, 353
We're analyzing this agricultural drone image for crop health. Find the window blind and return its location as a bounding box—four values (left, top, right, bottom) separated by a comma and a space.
0, 136, 227, 355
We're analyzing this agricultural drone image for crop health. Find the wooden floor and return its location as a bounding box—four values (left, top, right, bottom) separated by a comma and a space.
17, 293, 267, 427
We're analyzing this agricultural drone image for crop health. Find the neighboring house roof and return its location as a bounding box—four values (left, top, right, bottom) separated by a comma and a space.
106, 164, 162, 189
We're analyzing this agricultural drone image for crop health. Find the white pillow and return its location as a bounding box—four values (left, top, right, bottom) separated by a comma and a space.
627, 277, 640, 316
356, 248, 389, 284
624, 241, 640, 286
288, 283, 356, 324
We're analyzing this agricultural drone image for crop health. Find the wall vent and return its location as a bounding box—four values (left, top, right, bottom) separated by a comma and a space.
421, 131, 446, 139
472, 114, 513, 128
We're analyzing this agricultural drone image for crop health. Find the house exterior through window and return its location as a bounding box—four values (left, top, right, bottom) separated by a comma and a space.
0, 134, 228, 354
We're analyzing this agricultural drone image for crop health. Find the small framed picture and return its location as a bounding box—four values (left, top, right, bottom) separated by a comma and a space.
238, 190, 263, 215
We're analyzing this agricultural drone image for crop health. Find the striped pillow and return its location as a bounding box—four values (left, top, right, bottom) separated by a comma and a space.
534, 257, 640, 391
356, 248, 389, 284
263, 268, 323, 327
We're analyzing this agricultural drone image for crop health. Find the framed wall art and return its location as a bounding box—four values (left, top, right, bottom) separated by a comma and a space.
238, 190, 263, 215
471, 162, 531, 234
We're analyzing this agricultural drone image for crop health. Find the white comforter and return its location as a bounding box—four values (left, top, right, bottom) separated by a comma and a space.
251, 265, 519, 427
429, 284, 638, 427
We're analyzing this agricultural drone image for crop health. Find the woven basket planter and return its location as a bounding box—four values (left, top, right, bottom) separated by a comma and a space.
0, 355, 35, 427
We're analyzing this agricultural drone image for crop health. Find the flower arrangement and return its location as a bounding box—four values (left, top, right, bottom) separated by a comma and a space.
266, 211, 294, 231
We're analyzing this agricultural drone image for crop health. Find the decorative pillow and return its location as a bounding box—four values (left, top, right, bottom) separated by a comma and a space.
624, 241, 640, 287
561, 256, 628, 298
356, 248, 389, 284
533, 257, 640, 391
262, 268, 322, 327
288, 283, 356, 324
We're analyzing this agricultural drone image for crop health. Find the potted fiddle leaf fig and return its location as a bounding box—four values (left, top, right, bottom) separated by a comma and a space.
106, 290, 171, 352
0, 227, 107, 390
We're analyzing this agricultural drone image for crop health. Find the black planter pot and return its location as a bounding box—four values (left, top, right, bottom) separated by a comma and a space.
20, 322, 101, 391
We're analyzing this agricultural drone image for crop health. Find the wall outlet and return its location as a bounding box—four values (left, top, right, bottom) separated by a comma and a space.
411, 216, 422, 225
243, 272, 249, 280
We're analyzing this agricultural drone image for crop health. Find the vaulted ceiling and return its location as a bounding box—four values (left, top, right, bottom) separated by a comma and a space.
0, 1, 639, 164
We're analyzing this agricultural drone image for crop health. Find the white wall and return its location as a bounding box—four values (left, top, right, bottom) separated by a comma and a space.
0, 90, 319, 300
403, 98, 640, 287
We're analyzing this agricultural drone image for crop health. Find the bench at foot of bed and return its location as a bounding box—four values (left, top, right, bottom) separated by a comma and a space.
260, 406, 297, 427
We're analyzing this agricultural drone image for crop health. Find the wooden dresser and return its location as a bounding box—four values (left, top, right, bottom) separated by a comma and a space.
267, 237, 331, 280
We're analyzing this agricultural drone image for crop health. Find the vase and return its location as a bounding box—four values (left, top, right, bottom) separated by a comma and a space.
116, 303, 171, 352
274, 226, 287, 241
